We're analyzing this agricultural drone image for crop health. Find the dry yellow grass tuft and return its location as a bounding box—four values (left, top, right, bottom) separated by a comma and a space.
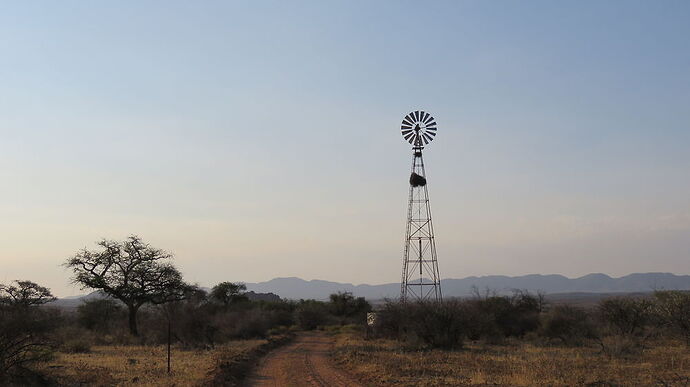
40, 340, 266, 386
333, 334, 690, 386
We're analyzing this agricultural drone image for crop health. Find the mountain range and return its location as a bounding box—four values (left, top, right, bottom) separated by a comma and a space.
244, 273, 690, 300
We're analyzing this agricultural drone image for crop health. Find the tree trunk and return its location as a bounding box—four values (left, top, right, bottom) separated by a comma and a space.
128, 305, 140, 336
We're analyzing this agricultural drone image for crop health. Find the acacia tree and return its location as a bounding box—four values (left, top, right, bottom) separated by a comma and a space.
210, 282, 247, 306
0, 280, 56, 308
65, 235, 192, 336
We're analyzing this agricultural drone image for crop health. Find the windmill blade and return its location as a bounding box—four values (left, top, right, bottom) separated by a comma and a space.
424, 114, 434, 124
401, 124, 412, 129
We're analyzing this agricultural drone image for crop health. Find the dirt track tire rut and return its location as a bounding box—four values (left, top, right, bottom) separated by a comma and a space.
246, 332, 361, 387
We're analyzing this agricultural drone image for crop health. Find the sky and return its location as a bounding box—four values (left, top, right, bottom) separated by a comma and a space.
1, 1, 689, 297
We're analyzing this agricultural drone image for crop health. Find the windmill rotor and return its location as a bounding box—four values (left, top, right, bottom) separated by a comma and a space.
401, 110, 437, 146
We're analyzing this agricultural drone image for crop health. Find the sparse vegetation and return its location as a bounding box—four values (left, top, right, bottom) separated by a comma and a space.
334, 290, 690, 385
4, 237, 689, 385
40, 341, 268, 386
333, 332, 690, 386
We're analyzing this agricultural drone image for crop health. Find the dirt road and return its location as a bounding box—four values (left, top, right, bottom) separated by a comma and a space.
247, 332, 362, 387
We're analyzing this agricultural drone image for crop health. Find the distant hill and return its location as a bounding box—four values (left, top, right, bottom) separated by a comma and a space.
51, 273, 690, 305
49, 290, 110, 309
244, 273, 690, 300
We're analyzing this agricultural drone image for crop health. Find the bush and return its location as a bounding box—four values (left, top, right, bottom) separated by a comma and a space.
375, 300, 468, 349
461, 291, 542, 342
77, 298, 125, 333
376, 291, 542, 348
598, 334, 644, 359
0, 281, 59, 381
595, 297, 656, 358
295, 301, 330, 330
374, 300, 409, 339
329, 292, 371, 325
411, 300, 468, 349
654, 290, 690, 345
598, 297, 653, 336
62, 337, 93, 354
540, 305, 597, 345
52, 326, 95, 353
0, 306, 57, 380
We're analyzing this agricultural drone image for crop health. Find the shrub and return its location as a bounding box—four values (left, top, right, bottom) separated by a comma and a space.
52, 325, 95, 353
329, 292, 371, 325
410, 300, 468, 349
460, 299, 502, 341
540, 305, 597, 345
0, 306, 57, 380
375, 300, 468, 349
598, 334, 644, 359
77, 298, 125, 333
62, 337, 93, 353
0, 281, 58, 380
295, 301, 330, 330
596, 297, 656, 358
374, 300, 409, 339
461, 291, 542, 341
653, 290, 690, 345
376, 291, 542, 348
228, 309, 273, 339
598, 297, 653, 336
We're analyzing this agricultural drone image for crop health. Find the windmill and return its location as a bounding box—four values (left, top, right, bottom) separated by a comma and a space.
400, 110, 442, 302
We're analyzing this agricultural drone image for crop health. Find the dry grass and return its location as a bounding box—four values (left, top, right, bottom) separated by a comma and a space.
39, 340, 266, 386
333, 334, 690, 386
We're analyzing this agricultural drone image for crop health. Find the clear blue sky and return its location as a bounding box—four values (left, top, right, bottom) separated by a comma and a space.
1, 1, 689, 296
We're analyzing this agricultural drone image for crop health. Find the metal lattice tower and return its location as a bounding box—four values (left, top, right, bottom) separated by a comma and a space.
400, 111, 442, 302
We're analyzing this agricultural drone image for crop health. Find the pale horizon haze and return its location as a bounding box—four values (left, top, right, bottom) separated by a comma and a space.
1, 1, 689, 297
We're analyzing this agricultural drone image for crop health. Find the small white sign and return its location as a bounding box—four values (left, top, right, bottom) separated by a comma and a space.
366, 312, 377, 327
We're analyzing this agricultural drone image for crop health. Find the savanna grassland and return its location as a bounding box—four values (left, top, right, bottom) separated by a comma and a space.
0, 237, 371, 385
4, 238, 690, 386
333, 334, 690, 386
38, 341, 266, 386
